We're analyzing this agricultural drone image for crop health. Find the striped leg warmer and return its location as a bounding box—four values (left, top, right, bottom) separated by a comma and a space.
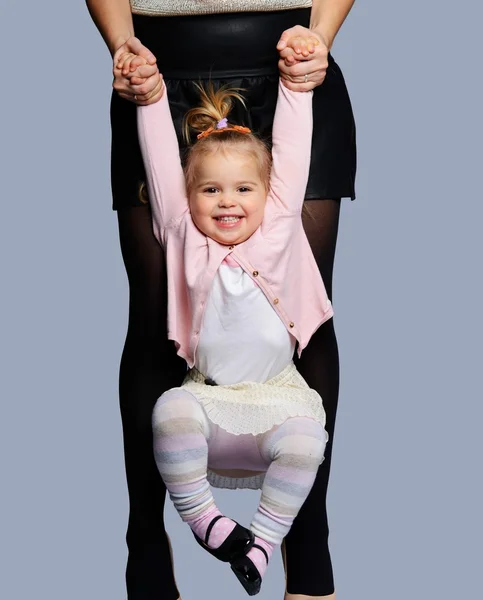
152, 389, 236, 549
247, 417, 328, 577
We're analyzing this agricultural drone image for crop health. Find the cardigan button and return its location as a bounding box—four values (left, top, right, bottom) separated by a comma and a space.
289, 322, 294, 328
252, 270, 259, 277
229, 245, 235, 250
273, 298, 279, 304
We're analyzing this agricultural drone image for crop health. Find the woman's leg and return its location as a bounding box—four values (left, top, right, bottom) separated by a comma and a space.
118, 205, 187, 600
284, 199, 341, 600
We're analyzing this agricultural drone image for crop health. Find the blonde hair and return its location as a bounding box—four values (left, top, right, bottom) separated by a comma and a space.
183, 82, 272, 194
137, 83, 272, 203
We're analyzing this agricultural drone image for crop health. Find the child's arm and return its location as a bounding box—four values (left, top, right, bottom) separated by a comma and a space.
268, 81, 313, 213
137, 83, 189, 243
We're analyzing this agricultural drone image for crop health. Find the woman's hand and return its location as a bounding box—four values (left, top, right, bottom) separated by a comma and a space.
112, 37, 164, 105
277, 25, 330, 92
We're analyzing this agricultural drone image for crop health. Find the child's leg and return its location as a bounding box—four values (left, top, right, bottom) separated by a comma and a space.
247, 417, 327, 578
152, 388, 248, 552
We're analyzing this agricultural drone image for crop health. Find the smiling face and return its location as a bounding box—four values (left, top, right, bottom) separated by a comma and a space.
188, 148, 268, 246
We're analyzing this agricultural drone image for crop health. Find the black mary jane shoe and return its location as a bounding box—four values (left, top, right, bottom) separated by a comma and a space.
230, 543, 269, 596
193, 515, 254, 563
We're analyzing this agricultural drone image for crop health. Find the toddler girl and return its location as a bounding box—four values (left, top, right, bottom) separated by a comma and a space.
130, 45, 333, 596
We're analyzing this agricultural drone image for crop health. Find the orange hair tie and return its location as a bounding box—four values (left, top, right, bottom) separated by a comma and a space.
197, 124, 252, 140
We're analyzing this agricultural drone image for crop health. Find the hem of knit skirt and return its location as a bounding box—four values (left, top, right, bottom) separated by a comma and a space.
207, 469, 265, 490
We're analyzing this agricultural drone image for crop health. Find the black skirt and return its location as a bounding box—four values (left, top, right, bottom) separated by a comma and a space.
110, 8, 356, 210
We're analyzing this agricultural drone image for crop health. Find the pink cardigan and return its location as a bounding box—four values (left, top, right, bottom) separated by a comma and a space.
137, 80, 333, 367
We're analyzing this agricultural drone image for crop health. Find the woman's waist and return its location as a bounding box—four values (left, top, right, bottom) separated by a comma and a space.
130, 1, 312, 18
133, 8, 310, 78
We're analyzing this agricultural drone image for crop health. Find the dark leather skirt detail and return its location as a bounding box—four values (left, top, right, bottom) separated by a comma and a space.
110, 8, 356, 209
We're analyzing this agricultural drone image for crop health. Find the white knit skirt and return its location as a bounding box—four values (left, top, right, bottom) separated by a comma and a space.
181, 361, 327, 490
182, 361, 326, 436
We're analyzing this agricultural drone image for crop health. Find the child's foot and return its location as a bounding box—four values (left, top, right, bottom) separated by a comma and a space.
246, 537, 273, 579
191, 509, 254, 561
230, 536, 274, 596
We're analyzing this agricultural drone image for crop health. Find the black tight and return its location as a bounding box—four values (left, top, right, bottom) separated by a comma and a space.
285, 199, 341, 597
117, 199, 341, 599
118, 207, 185, 600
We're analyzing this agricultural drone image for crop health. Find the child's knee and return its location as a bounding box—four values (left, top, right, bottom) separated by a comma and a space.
152, 388, 209, 437
261, 417, 328, 465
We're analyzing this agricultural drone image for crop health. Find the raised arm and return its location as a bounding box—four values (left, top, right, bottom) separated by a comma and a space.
268, 81, 313, 213
137, 90, 189, 243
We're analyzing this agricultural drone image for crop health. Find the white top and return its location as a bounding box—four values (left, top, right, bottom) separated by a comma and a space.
130, 0, 312, 17
195, 256, 295, 385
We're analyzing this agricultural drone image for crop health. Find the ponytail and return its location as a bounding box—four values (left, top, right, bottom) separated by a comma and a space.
183, 82, 246, 143
182, 82, 272, 194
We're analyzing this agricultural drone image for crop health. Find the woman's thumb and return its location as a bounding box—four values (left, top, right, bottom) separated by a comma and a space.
127, 37, 156, 64
276, 29, 292, 50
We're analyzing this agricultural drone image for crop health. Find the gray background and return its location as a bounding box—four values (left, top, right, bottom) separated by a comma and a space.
1, 1, 481, 598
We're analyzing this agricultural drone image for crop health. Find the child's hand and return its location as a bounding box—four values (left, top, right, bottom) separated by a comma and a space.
280, 34, 320, 61
112, 51, 164, 105
276, 26, 329, 92
116, 51, 148, 77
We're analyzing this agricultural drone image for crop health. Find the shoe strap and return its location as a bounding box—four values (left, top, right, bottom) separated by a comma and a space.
252, 543, 269, 564
205, 514, 224, 545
